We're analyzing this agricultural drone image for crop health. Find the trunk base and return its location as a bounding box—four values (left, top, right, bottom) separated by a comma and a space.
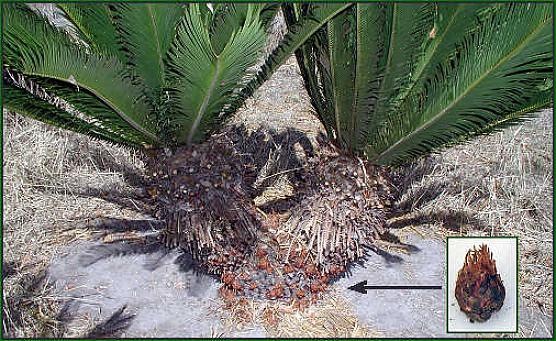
147, 136, 395, 304
146, 131, 262, 265
283, 152, 395, 272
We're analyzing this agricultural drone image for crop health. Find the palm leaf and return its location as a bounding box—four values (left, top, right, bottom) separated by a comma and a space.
57, 4, 126, 61
464, 87, 553, 139
424, 88, 553, 154
112, 3, 183, 101
350, 4, 387, 151
209, 3, 280, 55
291, 3, 552, 165
399, 4, 493, 101
364, 4, 435, 155
372, 3, 553, 165
221, 3, 352, 119
167, 4, 266, 144
209, 4, 254, 55
282, 4, 334, 136
3, 77, 142, 147
380, 4, 495, 145
29, 74, 155, 146
327, 8, 357, 150
3, 3, 159, 144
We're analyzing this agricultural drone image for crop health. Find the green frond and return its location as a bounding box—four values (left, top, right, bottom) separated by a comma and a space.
167, 4, 266, 144
282, 4, 335, 137
386, 4, 495, 134
57, 4, 126, 61
112, 3, 183, 100
3, 3, 160, 144
327, 8, 357, 150
28, 74, 155, 146
372, 3, 553, 165
365, 4, 435, 151
464, 88, 553, 139
222, 3, 352, 120
350, 4, 387, 151
291, 3, 553, 166
208, 4, 279, 56
209, 4, 252, 55
3, 78, 142, 147
259, 4, 281, 30
418, 88, 553, 155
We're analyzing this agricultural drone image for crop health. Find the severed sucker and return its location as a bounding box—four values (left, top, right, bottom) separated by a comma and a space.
455, 244, 506, 322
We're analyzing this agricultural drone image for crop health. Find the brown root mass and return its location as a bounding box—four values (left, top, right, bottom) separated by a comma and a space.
455, 244, 506, 322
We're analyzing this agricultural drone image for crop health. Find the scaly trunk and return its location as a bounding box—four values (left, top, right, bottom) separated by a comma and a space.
144, 129, 262, 273
143, 133, 394, 305
285, 146, 395, 272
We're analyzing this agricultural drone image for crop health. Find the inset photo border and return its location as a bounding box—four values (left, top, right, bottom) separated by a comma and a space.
446, 236, 518, 334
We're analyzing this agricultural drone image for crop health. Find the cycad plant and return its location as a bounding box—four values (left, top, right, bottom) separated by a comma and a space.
2, 2, 350, 269
282, 3, 553, 267
3, 2, 553, 285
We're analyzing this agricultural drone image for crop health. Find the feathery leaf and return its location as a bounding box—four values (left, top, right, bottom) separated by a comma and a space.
57, 4, 125, 61
112, 3, 183, 100
222, 3, 352, 119
3, 76, 142, 147
168, 4, 266, 144
3, 3, 160, 144
372, 3, 553, 164
291, 3, 553, 165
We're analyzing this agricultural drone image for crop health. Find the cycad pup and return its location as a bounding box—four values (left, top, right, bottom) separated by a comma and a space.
455, 244, 506, 322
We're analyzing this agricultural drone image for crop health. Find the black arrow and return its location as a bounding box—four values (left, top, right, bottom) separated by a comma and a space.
348, 280, 442, 294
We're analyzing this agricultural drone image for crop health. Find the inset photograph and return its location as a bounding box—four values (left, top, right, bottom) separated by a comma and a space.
447, 237, 517, 333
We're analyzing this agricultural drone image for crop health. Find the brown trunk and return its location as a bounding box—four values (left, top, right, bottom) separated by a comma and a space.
284, 149, 395, 272
143, 133, 394, 302
144, 130, 263, 271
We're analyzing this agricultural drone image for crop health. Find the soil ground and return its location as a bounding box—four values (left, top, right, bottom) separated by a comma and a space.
3, 56, 553, 337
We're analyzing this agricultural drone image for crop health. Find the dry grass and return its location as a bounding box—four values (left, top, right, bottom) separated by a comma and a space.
2, 112, 148, 337
212, 293, 381, 338
267, 294, 381, 338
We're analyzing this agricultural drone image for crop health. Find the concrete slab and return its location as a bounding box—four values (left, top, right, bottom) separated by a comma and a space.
333, 234, 447, 337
